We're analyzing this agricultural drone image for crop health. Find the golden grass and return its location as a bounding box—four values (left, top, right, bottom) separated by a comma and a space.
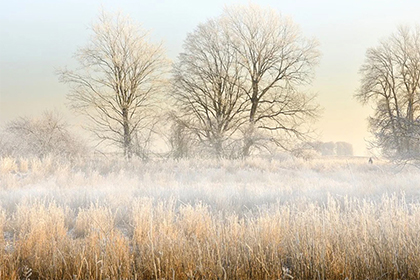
0, 157, 17, 174
0, 196, 418, 279
0, 156, 419, 279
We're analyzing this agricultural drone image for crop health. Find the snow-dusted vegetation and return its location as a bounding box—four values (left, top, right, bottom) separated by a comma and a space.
1, 156, 419, 279
1, 2, 420, 279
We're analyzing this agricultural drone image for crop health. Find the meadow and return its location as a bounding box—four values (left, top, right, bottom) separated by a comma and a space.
0, 155, 419, 279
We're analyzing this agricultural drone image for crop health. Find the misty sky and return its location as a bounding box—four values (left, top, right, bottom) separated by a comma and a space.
1, 0, 420, 156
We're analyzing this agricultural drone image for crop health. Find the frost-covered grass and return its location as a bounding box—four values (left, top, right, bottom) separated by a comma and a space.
0, 156, 419, 279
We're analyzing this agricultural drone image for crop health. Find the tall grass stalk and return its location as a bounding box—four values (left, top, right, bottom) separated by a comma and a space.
0, 156, 419, 279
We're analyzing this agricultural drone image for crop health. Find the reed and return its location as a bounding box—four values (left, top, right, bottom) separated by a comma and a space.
0, 156, 419, 279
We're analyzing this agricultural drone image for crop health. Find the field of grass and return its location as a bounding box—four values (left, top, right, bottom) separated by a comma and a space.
0, 156, 419, 279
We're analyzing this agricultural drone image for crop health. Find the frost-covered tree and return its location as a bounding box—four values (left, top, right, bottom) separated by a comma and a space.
173, 19, 248, 158
356, 26, 420, 160
1, 111, 86, 159
167, 119, 197, 159
173, 4, 320, 158
224, 4, 321, 156
58, 11, 168, 159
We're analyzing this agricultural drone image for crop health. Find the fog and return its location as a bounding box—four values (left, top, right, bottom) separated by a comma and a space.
1, 156, 420, 278
1, 1, 420, 279
2, 0, 420, 155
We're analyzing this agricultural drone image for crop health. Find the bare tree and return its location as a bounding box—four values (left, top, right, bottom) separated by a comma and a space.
58, 11, 168, 159
172, 4, 320, 158
172, 19, 248, 158
167, 118, 197, 159
1, 111, 86, 159
223, 4, 321, 156
356, 26, 420, 160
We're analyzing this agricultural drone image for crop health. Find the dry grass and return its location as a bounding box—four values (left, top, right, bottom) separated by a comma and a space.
0, 156, 419, 279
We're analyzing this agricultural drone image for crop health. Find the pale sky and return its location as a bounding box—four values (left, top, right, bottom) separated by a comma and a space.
1, 0, 420, 156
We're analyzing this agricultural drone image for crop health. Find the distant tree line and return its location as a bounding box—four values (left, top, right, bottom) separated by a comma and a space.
309, 141, 354, 157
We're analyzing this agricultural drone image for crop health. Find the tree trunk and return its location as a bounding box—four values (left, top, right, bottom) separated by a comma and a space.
249, 80, 259, 123
214, 140, 223, 159
242, 122, 255, 158
407, 96, 414, 154
122, 107, 132, 159
243, 80, 259, 157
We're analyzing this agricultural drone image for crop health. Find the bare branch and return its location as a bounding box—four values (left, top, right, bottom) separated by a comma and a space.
58, 10, 169, 159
